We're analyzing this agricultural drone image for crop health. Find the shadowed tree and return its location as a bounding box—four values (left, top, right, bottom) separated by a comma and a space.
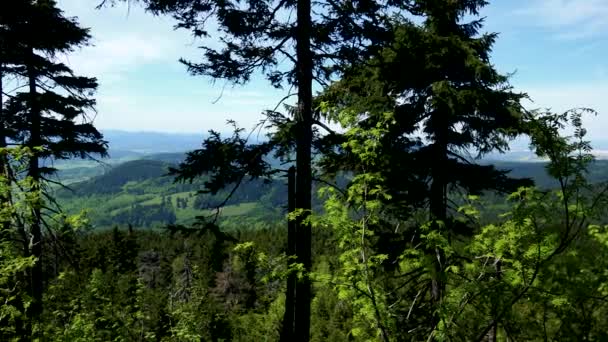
0, 16, 8, 233
318, 0, 532, 336
0, 0, 107, 334
97, 0, 420, 340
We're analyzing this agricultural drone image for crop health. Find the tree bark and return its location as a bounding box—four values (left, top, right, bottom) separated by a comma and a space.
0, 62, 8, 217
27, 48, 43, 334
1, 62, 29, 338
487, 259, 502, 342
281, 166, 297, 341
429, 126, 448, 331
294, 0, 313, 340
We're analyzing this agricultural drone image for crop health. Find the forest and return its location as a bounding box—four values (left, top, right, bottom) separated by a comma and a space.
2, 0, 608, 341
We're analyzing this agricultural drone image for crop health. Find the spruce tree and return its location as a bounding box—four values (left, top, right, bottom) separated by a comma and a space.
0, 0, 107, 332
0, 1, 20, 233
408, 4, 530, 328
0, 23, 8, 232
319, 0, 532, 336
98, 1, 418, 340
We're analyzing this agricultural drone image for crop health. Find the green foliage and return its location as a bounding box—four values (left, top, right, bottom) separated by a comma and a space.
317, 114, 395, 341
317, 25, 608, 338
55, 158, 286, 229
165, 264, 230, 342
4, 2, 608, 342
0, 241, 35, 340
426, 108, 608, 341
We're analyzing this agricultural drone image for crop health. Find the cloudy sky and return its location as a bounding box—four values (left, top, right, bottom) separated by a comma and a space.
55, 0, 608, 140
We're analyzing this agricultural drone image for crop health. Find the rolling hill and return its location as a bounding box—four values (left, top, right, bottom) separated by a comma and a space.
53, 151, 608, 230
55, 158, 286, 229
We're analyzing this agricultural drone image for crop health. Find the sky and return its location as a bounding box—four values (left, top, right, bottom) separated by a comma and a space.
55, 0, 608, 141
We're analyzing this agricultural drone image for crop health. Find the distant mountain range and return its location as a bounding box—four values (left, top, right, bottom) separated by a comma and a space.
98, 130, 608, 162
47, 130, 204, 172
53, 151, 608, 229
46, 130, 608, 167
102, 130, 206, 154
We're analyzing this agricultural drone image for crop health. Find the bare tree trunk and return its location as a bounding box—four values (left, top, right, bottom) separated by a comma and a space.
27, 49, 43, 336
2, 54, 32, 339
0, 61, 9, 222
429, 129, 448, 332
281, 167, 296, 341
294, 0, 313, 340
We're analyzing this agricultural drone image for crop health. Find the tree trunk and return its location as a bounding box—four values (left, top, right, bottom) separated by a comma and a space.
1, 62, 29, 337
281, 166, 296, 341
2, 58, 31, 338
429, 130, 448, 331
487, 259, 501, 342
0, 62, 9, 221
294, 0, 313, 340
26, 49, 43, 334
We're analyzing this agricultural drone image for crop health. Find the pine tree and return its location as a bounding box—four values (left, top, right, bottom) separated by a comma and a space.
0, 0, 107, 332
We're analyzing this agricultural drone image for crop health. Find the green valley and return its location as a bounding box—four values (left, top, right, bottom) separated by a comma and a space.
54, 157, 287, 229
53, 153, 608, 230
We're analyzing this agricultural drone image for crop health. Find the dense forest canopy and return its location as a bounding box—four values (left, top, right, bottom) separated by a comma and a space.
1, 0, 608, 341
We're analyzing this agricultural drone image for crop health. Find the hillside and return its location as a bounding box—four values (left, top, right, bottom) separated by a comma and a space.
61, 159, 172, 196
493, 159, 608, 188
55, 155, 608, 230
56, 158, 286, 229
101, 130, 205, 153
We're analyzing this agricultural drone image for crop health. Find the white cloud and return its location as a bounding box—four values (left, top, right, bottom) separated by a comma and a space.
93, 81, 287, 133
56, 0, 190, 82
50, 0, 285, 134
59, 33, 178, 84
516, 0, 608, 39
95, 98, 269, 134
518, 81, 608, 139
195, 88, 292, 107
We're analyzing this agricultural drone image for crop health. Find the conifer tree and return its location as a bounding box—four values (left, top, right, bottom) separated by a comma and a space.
0, 0, 107, 331
99, 1, 418, 339
319, 0, 532, 335
0, 29, 8, 234
0, 2, 19, 233
412, 1, 528, 328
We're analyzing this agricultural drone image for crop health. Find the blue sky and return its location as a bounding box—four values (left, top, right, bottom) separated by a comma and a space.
56, 0, 608, 141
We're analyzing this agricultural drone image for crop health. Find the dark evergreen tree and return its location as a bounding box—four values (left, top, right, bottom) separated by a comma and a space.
0, 17, 9, 235
98, 1, 419, 339
0, 0, 23, 234
319, 0, 533, 336
0, 0, 107, 333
